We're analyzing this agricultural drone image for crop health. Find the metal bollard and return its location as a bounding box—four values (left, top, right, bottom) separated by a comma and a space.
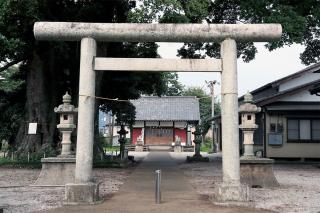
27, 152, 30, 163
155, 170, 161, 204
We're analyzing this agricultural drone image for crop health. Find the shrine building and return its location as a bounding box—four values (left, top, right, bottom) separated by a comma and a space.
130, 96, 200, 147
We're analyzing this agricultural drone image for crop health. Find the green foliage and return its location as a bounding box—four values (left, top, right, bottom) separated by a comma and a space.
128, 0, 185, 23
200, 137, 212, 152
162, 72, 185, 96
136, 0, 320, 65
0, 155, 41, 168
104, 146, 120, 152
182, 0, 211, 23
0, 0, 173, 152
0, 67, 25, 143
182, 87, 220, 135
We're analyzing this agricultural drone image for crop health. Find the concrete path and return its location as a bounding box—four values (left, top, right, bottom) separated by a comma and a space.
45, 152, 268, 213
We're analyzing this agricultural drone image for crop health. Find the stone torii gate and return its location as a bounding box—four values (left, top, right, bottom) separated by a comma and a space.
34, 22, 282, 204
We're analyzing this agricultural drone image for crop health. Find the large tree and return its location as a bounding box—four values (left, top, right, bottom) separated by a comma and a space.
0, 0, 166, 155
131, 0, 320, 65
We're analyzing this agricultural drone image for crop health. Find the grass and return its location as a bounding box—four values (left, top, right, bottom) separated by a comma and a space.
0, 156, 41, 168
104, 146, 120, 152
200, 137, 214, 152
0, 154, 127, 169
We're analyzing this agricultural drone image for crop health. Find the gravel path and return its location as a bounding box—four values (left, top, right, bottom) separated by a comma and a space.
170, 152, 320, 213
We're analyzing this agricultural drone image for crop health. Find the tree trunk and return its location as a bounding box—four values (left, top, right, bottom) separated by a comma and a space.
14, 50, 58, 155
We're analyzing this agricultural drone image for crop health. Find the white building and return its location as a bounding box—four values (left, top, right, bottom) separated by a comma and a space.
214, 62, 320, 159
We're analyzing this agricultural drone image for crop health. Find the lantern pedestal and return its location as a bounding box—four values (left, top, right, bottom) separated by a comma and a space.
34, 157, 75, 186
135, 144, 144, 152
174, 145, 182, 152
240, 157, 279, 188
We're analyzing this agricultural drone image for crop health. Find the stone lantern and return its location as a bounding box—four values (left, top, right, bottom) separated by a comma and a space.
34, 92, 77, 186
117, 125, 128, 160
239, 92, 279, 188
239, 92, 261, 158
193, 126, 202, 157
54, 92, 78, 157
186, 125, 209, 162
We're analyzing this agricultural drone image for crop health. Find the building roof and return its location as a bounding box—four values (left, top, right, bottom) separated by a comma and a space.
130, 96, 200, 122
239, 62, 320, 105
246, 62, 320, 97
255, 79, 320, 106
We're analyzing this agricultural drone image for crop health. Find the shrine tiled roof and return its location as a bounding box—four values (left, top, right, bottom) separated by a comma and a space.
130, 96, 200, 122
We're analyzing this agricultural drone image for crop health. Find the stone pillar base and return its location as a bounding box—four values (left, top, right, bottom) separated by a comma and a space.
65, 182, 102, 205
34, 157, 75, 186
214, 184, 249, 202
135, 145, 144, 152
174, 145, 182, 152
240, 157, 279, 188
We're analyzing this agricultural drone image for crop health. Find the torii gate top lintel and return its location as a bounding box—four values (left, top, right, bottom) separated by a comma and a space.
34, 22, 282, 42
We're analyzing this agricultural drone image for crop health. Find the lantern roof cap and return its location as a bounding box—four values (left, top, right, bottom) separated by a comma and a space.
243, 91, 253, 103
63, 92, 72, 103
54, 92, 78, 113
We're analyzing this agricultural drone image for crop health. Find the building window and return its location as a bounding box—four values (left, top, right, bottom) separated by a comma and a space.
270, 123, 276, 133
270, 123, 283, 133
287, 119, 320, 142
312, 120, 320, 140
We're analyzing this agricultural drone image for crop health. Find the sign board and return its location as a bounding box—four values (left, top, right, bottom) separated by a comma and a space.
268, 133, 283, 146
28, 123, 38, 134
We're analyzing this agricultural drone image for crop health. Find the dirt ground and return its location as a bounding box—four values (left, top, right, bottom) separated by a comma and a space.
1, 152, 320, 213
0, 152, 148, 213
170, 152, 320, 213
0, 168, 135, 213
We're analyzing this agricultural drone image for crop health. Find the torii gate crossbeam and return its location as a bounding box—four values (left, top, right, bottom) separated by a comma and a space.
34, 22, 282, 204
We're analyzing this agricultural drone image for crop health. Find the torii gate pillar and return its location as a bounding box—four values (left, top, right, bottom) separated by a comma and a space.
217, 39, 248, 201
34, 22, 282, 204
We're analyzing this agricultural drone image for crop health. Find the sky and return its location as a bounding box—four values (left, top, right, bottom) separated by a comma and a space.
157, 42, 307, 97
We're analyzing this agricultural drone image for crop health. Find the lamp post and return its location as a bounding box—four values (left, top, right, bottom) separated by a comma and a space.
207, 80, 218, 152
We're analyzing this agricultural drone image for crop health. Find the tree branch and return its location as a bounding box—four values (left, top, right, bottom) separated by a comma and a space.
0, 59, 23, 73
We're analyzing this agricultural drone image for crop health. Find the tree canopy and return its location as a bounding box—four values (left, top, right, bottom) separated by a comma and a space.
131, 0, 320, 65
0, 0, 168, 153
182, 87, 221, 136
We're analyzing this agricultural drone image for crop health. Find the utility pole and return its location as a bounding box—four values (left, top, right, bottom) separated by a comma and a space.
207, 80, 218, 152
